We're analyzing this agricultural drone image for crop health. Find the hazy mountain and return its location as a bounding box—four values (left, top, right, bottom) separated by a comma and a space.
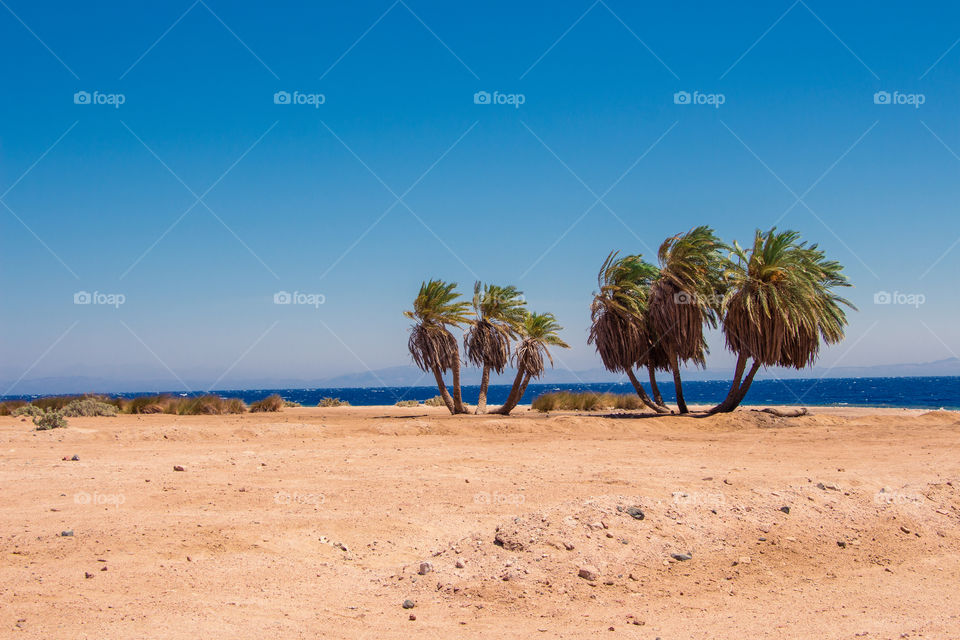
2, 358, 958, 397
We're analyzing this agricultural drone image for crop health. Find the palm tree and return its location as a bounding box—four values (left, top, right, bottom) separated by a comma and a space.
404, 280, 472, 414
709, 228, 854, 413
494, 312, 569, 415
464, 282, 527, 413
588, 252, 670, 413
647, 226, 728, 413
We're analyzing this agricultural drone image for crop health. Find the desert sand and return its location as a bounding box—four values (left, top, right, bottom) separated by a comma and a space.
1, 405, 958, 639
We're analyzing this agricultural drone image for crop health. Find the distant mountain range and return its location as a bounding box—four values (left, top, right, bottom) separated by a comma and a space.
2, 358, 959, 397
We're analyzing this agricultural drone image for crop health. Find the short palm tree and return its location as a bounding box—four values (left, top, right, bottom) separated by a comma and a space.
464, 282, 527, 413
647, 226, 728, 413
404, 280, 472, 414
709, 228, 854, 413
494, 312, 569, 415
588, 252, 669, 413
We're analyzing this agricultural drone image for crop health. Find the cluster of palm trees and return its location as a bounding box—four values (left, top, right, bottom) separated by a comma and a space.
590, 226, 854, 414
404, 226, 852, 417
404, 281, 568, 415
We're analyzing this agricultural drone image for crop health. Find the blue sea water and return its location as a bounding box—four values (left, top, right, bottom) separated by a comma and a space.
6, 377, 958, 410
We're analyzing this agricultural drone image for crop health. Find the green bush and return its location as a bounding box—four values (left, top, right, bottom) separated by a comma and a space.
62, 398, 118, 417
318, 397, 349, 407
423, 396, 447, 407
250, 394, 284, 412
12, 404, 45, 418
395, 399, 420, 407
34, 410, 68, 430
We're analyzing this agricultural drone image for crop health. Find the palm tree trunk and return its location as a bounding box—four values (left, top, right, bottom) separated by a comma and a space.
475, 364, 491, 414
732, 361, 762, 407
450, 343, 468, 414
494, 368, 525, 415
497, 372, 531, 415
626, 368, 669, 413
647, 364, 666, 407
431, 366, 456, 414
707, 352, 749, 415
671, 353, 688, 414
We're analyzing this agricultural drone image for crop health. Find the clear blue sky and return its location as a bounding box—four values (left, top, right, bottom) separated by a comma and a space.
2, 0, 959, 390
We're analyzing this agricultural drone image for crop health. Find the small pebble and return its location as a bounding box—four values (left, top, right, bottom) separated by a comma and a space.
173, 465, 185, 472
402, 600, 415, 609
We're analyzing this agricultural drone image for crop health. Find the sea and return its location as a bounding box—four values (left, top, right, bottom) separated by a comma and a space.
5, 376, 959, 410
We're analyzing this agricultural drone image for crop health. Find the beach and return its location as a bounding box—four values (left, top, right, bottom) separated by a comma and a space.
1, 405, 958, 639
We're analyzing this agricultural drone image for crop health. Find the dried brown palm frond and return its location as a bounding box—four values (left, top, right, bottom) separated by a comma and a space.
464, 319, 511, 374
408, 322, 459, 373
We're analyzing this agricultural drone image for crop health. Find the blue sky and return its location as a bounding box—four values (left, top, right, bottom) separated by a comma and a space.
2, 0, 959, 391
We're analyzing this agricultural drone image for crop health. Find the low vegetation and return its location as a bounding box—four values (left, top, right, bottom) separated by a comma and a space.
318, 397, 350, 407
11, 404, 45, 418
395, 399, 420, 407
33, 410, 68, 430
250, 394, 284, 412
62, 398, 118, 417
423, 396, 447, 407
531, 391, 644, 413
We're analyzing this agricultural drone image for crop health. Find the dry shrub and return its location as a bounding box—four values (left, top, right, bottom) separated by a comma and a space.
318, 397, 349, 407
423, 396, 446, 407
531, 391, 642, 412
250, 394, 284, 412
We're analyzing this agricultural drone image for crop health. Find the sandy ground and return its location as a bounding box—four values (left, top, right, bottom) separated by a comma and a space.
1, 405, 959, 639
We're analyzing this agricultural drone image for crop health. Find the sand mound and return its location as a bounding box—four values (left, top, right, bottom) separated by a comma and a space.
388, 479, 959, 608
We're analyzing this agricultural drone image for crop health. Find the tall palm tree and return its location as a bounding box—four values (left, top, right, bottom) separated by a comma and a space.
647, 226, 728, 413
464, 282, 527, 413
588, 252, 669, 413
709, 228, 853, 413
404, 280, 472, 414
494, 312, 569, 415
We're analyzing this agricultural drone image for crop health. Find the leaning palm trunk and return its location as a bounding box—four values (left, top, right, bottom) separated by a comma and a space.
733, 361, 761, 406
707, 352, 750, 414
625, 368, 669, 413
475, 365, 491, 414
670, 352, 689, 414
494, 368, 526, 415
430, 366, 456, 413
647, 365, 666, 407
451, 351, 468, 414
